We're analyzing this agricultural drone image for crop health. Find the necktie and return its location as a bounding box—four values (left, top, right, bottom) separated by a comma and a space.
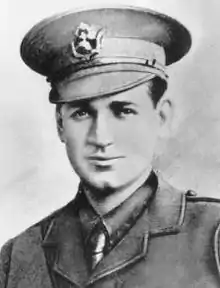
88, 223, 107, 270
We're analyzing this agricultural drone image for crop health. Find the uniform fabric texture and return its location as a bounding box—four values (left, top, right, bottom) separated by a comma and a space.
1, 174, 220, 288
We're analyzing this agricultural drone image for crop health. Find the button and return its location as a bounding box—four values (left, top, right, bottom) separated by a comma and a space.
186, 190, 197, 197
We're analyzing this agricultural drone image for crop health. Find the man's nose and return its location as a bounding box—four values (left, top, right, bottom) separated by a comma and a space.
87, 114, 113, 149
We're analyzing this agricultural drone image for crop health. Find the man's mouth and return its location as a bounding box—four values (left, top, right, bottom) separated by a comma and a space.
87, 155, 124, 166
88, 155, 123, 161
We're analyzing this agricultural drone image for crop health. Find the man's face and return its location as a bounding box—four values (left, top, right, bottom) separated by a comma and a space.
57, 83, 170, 193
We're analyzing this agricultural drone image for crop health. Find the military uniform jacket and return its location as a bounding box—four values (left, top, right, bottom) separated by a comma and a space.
1, 177, 220, 288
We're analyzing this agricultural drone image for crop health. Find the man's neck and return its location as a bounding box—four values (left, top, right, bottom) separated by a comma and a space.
84, 167, 153, 216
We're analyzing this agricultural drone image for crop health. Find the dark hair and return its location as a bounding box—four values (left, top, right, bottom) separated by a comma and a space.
147, 76, 168, 108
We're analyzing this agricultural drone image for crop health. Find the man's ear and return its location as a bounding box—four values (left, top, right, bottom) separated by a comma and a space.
157, 98, 173, 138
55, 105, 65, 143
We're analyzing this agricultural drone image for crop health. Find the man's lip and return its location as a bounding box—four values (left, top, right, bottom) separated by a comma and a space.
87, 156, 124, 161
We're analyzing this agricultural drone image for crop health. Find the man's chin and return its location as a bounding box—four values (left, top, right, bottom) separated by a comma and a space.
83, 178, 119, 198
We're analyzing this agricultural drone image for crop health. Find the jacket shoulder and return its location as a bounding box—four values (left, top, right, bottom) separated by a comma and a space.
185, 191, 220, 277
0, 200, 75, 260
11, 199, 75, 246
185, 191, 220, 219
0, 239, 13, 287
0, 200, 76, 286
184, 190, 220, 229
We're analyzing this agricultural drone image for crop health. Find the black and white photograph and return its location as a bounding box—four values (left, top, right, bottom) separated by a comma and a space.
1, 0, 220, 287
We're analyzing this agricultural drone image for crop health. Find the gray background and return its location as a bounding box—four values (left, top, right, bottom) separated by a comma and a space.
0, 0, 220, 246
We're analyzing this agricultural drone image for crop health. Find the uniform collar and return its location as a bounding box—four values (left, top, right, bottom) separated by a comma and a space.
42, 172, 186, 287
79, 170, 158, 246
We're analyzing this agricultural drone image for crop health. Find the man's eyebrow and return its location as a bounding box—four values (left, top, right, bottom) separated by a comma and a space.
110, 101, 138, 107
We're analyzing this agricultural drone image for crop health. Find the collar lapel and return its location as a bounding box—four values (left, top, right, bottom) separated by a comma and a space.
88, 210, 150, 285
42, 200, 89, 287
88, 176, 186, 286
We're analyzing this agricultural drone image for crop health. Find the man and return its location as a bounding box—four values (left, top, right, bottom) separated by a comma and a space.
1, 5, 220, 288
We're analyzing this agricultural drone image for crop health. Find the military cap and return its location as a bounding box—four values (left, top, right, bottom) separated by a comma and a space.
20, 5, 192, 103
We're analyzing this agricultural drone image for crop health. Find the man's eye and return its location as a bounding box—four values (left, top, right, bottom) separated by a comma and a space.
71, 109, 90, 120
122, 108, 135, 114
114, 108, 137, 118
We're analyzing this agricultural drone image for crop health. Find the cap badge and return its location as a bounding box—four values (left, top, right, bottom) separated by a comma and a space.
71, 22, 104, 60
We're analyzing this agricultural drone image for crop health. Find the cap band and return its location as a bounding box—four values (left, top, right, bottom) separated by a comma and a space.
47, 37, 166, 83
52, 61, 167, 84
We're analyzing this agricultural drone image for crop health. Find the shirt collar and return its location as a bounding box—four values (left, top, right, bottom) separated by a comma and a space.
79, 170, 158, 247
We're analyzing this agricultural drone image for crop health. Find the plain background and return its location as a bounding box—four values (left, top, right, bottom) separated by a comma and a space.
0, 0, 220, 247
